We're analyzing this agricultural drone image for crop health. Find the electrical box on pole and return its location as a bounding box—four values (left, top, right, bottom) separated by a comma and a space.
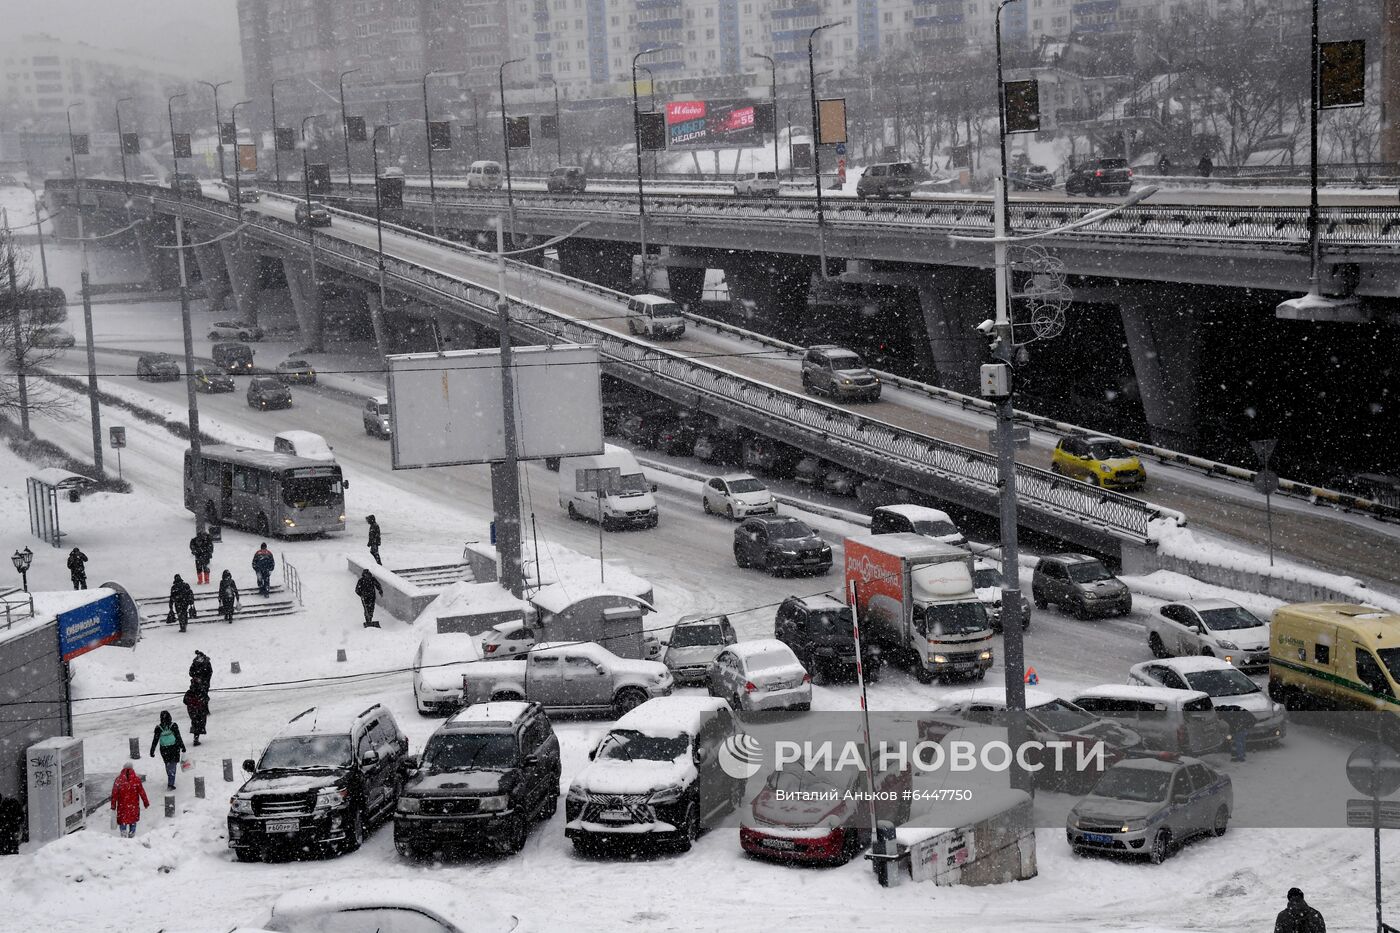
980, 363, 1011, 398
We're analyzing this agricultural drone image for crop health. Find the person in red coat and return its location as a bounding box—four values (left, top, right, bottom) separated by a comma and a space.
110, 763, 149, 838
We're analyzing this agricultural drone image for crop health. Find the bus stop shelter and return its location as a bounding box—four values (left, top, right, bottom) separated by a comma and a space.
27, 469, 95, 548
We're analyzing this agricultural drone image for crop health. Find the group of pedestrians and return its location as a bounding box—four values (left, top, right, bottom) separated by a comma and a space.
164, 534, 278, 632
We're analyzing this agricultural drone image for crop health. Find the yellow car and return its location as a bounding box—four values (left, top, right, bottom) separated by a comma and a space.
1051, 434, 1146, 490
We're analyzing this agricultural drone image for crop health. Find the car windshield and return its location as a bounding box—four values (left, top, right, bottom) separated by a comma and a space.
283, 360, 309, 369
912, 519, 959, 537
1066, 560, 1114, 583
646, 302, 681, 318
728, 478, 766, 493
282, 476, 342, 507
597, 729, 690, 762
1198, 606, 1265, 631
1091, 766, 1171, 803
670, 623, 725, 648
617, 471, 649, 496
1183, 668, 1261, 697
253, 378, 281, 390
811, 610, 852, 638
257, 735, 353, 771
973, 568, 1003, 588
769, 767, 845, 797
483, 164, 500, 174
421, 732, 517, 771
757, 171, 776, 179
891, 164, 913, 176
828, 352, 863, 369
768, 519, 814, 541
920, 601, 988, 636
1088, 440, 1132, 460
1031, 698, 1099, 733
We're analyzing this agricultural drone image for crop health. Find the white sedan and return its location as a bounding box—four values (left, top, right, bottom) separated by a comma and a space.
1147, 599, 1271, 671
1127, 657, 1286, 744
707, 639, 811, 712
207, 320, 264, 341
479, 618, 537, 659
262, 880, 522, 932
702, 473, 777, 519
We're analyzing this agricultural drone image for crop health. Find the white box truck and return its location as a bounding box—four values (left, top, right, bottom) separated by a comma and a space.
558, 444, 658, 529
845, 533, 993, 684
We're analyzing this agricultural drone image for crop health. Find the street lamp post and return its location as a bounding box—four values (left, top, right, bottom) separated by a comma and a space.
24, 183, 48, 286
66, 102, 104, 479
806, 22, 841, 277
754, 53, 781, 177
499, 58, 525, 235
229, 100, 252, 213
541, 75, 563, 166
300, 114, 325, 358
168, 91, 205, 533
114, 97, 134, 194
339, 68, 362, 189
10, 547, 32, 592
632, 47, 663, 288
198, 79, 231, 182
369, 123, 395, 358
638, 65, 657, 179
422, 70, 442, 237
270, 77, 292, 190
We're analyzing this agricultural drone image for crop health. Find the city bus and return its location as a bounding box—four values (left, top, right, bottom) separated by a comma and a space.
184, 445, 346, 537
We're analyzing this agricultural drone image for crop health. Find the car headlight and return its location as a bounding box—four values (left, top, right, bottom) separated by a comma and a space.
338, 514, 347, 522
397, 796, 421, 814
930, 654, 948, 664
1121, 819, 1147, 832
1067, 813, 1081, 829
314, 787, 349, 810
1216, 640, 1238, 650
230, 795, 254, 816
648, 783, 687, 804
1100, 463, 1113, 473
841, 378, 853, 385
283, 518, 296, 527
476, 795, 510, 813
978, 650, 992, 661
566, 785, 588, 803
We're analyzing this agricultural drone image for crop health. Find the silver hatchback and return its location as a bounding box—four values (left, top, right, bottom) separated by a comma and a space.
1066, 756, 1232, 863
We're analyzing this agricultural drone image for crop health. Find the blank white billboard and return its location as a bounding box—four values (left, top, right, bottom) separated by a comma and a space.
387, 344, 604, 468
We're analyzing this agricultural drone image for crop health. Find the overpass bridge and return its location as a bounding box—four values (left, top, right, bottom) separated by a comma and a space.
43, 178, 1400, 594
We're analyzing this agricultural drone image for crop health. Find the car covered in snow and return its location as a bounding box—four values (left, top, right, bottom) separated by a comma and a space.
1066, 755, 1231, 863
275, 358, 316, 385
702, 473, 776, 519
565, 695, 742, 853
1147, 599, 1271, 671
479, 618, 538, 660
972, 559, 1032, 632
458, 641, 672, 716
228, 700, 409, 861
869, 504, 968, 549
1127, 657, 1286, 745
706, 638, 811, 712
662, 613, 738, 685
261, 879, 523, 932
272, 430, 333, 462
412, 632, 484, 715
136, 352, 181, 381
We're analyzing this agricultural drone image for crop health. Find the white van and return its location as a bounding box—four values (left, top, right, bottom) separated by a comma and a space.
558, 444, 658, 529
273, 430, 335, 461
625, 293, 686, 339
733, 170, 779, 197
466, 160, 503, 190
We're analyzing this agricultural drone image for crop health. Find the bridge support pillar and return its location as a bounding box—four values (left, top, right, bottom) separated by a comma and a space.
219, 236, 262, 328
557, 238, 634, 293
192, 242, 232, 316
1119, 289, 1203, 453
721, 255, 817, 342
915, 271, 990, 395
281, 256, 325, 352
666, 266, 706, 307
132, 220, 180, 291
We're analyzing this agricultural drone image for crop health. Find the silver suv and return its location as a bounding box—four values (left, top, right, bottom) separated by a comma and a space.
663, 614, 738, 685
1067, 756, 1232, 863
800, 345, 881, 402
1032, 553, 1132, 618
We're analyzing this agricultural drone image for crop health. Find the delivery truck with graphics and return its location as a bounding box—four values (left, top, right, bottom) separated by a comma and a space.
844, 533, 993, 683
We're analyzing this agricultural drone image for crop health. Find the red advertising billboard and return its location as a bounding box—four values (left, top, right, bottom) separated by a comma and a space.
664, 99, 761, 149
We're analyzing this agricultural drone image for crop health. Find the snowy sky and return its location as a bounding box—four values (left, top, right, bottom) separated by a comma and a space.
3, 0, 241, 77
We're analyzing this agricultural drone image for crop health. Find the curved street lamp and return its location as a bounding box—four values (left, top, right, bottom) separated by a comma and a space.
499, 58, 525, 231
632, 47, 665, 287
11, 547, 32, 592
115, 97, 134, 192
753, 53, 780, 178
197, 79, 232, 181
339, 68, 362, 188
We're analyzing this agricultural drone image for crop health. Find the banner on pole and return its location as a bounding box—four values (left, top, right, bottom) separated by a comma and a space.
219, 122, 237, 145
1004, 80, 1041, 133
538, 114, 558, 141
345, 115, 367, 142
172, 133, 192, 159
427, 120, 453, 151
121, 133, 141, 155
1320, 39, 1366, 109
69, 133, 89, 156
637, 111, 667, 151
237, 143, 258, 172
274, 127, 296, 152
506, 115, 531, 149
817, 98, 847, 145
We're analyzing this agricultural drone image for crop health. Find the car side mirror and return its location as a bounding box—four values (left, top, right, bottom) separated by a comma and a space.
523, 753, 540, 768
694, 747, 710, 765
360, 749, 380, 766
242, 758, 256, 773
651, 483, 659, 493
399, 754, 419, 773
594, 663, 607, 675
342, 480, 349, 489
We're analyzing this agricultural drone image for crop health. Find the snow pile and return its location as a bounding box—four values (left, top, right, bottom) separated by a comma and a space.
422, 580, 530, 620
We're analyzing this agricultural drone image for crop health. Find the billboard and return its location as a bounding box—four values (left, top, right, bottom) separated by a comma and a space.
1320, 39, 1365, 109
427, 120, 453, 151
1004, 80, 1041, 133
637, 111, 667, 151
172, 133, 192, 159
69, 134, 89, 156
506, 115, 531, 149
306, 162, 331, 194
345, 115, 367, 142
219, 122, 237, 145
121, 133, 140, 155
665, 99, 761, 149
817, 98, 847, 145
387, 344, 604, 468
57, 591, 121, 662
237, 143, 258, 172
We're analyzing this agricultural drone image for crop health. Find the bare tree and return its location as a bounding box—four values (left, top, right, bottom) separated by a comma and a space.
0, 226, 70, 429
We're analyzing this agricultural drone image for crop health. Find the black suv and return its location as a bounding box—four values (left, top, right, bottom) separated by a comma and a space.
212, 341, 255, 373
136, 353, 181, 382
1064, 158, 1133, 196
394, 701, 561, 857
169, 172, 203, 197
228, 701, 409, 861
774, 594, 880, 681
248, 376, 292, 410
733, 515, 832, 576
547, 166, 587, 193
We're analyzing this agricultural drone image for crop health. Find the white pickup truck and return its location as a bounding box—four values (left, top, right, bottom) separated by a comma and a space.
460, 641, 673, 717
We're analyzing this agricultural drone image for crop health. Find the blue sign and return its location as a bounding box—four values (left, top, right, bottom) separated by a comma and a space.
835, 143, 846, 156
57, 593, 121, 661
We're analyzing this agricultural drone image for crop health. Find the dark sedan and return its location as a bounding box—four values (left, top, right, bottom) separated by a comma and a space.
1011, 164, 1055, 190
733, 516, 832, 576
136, 353, 181, 381
295, 200, 332, 227
194, 367, 236, 393
247, 376, 292, 410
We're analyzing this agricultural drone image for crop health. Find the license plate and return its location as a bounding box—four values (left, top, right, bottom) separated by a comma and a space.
264, 819, 299, 833
762, 838, 796, 850
1082, 832, 1113, 845
432, 822, 466, 833
599, 808, 631, 823
803, 556, 821, 563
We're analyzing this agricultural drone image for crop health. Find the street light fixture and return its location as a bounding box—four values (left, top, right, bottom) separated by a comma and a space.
806, 22, 841, 277
22, 182, 48, 287
499, 58, 525, 234
422, 69, 443, 237
540, 74, 563, 166
300, 114, 326, 359
10, 547, 32, 592
167, 91, 205, 533
66, 101, 104, 479
270, 77, 293, 189
197, 79, 232, 182
753, 53, 780, 178
339, 68, 362, 189
229, 99, 252, 213
632, 47, 664, 288
369, 122, 397, 358
114, 97, 134, 194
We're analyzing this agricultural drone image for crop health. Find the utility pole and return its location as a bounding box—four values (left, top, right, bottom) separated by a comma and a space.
169, 91, 203, 532
806, 22, 840, 277
632, 48, 662, 288
340, 68, 362, 188
492, 215, 524, 597
67, 103, 103, 479
4, 209, 29, 433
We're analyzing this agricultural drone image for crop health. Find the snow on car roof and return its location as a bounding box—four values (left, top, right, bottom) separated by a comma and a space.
275, 700, 388, 738
1168, 598, 1245, 611
935, 686, 1063, 710
1140, 656, 1238, 674
876, 504, 954, 522
614, 695, 729, 737
1074, 684, 1212, 705
718, 473, 761, 483
269, 880, 517, 932
419, 632, 482, 666
1107, 755, 1203, 773
725, 638, 797, 661
448, 701, 533, 727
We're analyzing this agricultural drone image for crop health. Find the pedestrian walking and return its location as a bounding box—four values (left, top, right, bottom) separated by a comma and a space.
1220, 705, 1253, 762
355, 569, 383, 628
0, 794, 23, 854
148, 710, 187, 790
168, 574, 196, 633
1156, 154, 1171, 176
366, 514, 382, 565
217, 570, 240, 624
189, 530, 215, 586
1198, 153, 1213, 178
1274, 888, 1325, 933
189, 649, 213, 690
109, 763, 149, 838
251, 543, 275, 597
66, 547, 88, 590
183, 682, 209, 746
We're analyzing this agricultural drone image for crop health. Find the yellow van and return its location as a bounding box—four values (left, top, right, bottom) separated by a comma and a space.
1268, 603, 1400, 713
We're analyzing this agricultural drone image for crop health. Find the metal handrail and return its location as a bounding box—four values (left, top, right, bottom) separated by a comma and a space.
0, 586, 35, 629
281, 554, 303, 608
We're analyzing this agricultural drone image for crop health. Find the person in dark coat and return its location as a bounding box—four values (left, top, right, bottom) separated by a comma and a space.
355, 569, 383, 628
217, 570, 240, 623
189, 531, 215, 586
251, 543, 275, 597
1275, 888, 1325, 933
1156, 154, 1171, 176
1198, 153, 1213, 177
66, 547, 88, 589
189, 650, 213, 689
366, 514, 382, 565
168, 575, 195, 633
1219, 705, 1254, 762
110, 762, 149, 837
0, 794, 23, 854
148, 710, 187, 790
183, 682, 210, 746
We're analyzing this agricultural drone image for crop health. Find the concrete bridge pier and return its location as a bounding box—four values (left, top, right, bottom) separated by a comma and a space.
192, 242, 232, 316
1118, 287, 1203, 453
131, 220, 181, 291
915, 270, 994, 396
666, 266, 707, 307
721, 254, 819, 342
281, 256, 326, 352
219, 236, 263, 329
557, 238, 635, 293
